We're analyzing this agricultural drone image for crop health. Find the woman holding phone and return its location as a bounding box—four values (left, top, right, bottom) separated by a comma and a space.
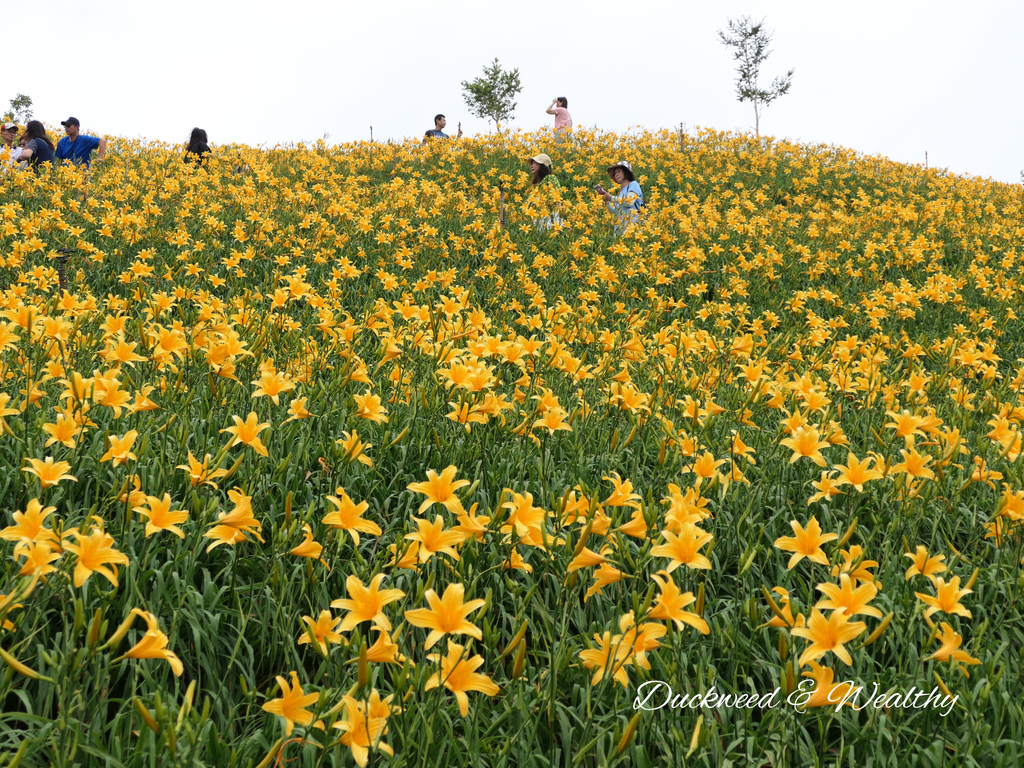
596, 160, 643, 235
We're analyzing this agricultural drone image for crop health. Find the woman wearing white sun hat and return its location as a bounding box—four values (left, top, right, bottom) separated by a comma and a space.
596, 160, 643, 235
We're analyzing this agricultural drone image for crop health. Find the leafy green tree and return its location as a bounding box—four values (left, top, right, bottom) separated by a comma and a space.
461, 59, 522, 131
717, 17, 793, 137
7, 93, 33, 123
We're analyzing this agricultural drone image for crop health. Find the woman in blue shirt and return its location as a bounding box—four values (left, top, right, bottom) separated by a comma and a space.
596, 160, 643, 235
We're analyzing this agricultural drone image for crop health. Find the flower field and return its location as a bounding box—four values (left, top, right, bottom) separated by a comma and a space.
1, 128, 1023, 767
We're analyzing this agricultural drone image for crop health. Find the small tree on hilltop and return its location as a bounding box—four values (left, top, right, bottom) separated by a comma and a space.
461, 59, 522, 132
718, 17, 793, 137
7, 93, 33, 123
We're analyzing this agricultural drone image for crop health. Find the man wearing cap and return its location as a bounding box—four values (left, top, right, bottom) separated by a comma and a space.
1, 122, 22, 166
55, 117, 106, 167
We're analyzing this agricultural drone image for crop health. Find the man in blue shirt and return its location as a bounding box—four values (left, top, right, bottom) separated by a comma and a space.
55, 117, 106, 167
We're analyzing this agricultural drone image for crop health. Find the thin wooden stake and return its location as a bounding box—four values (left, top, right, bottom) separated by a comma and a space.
56, 250, 74, 294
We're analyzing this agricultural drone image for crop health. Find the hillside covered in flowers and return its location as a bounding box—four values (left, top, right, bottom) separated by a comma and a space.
1, 128, 1023, 767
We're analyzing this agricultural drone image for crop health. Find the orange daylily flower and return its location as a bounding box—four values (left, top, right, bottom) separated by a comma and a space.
774, 516, 837, 569
261, 671, 319, 736
791, 608, 867, 666
331, 574, 405, 632
23, 457, 77, 488
404, 582, 485, 649
221, 412, 270, 457
407, 465, 470, 516
424, 640, 500, 717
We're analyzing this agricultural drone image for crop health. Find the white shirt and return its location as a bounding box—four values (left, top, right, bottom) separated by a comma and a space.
3, 145, 22, 165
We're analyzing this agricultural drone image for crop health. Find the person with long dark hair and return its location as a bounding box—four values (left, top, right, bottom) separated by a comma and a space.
529, 153, 555, 186
527, 153, 562, 230
184, 127, 211, 164
17, 121, 54, 171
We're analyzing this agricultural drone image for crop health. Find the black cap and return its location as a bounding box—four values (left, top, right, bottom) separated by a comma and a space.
61, 117, 80, 127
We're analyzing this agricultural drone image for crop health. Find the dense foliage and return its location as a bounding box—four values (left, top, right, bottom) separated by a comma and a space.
1, 127, 1023, 767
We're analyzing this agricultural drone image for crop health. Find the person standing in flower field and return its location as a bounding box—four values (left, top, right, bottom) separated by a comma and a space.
55, 117, 106, 167
184, 127, 211, 165
596, 160, 643, 235
16, 120, 55, 172
528, 153, 557, 187
424, 114, 462, 140
1, 121, 23, 166
545, 97, 572, 136
527, 153, 562, 231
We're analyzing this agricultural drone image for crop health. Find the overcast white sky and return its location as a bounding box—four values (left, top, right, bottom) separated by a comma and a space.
7, 0, 1021, 183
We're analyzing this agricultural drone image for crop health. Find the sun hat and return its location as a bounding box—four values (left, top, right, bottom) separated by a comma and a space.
529, 153, 553, 169
607, 160, 635, 182
60, 117, 80, 127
